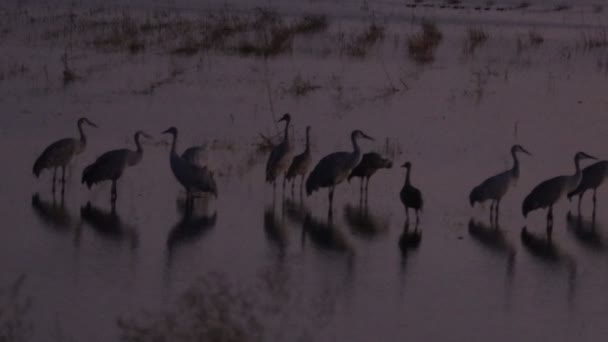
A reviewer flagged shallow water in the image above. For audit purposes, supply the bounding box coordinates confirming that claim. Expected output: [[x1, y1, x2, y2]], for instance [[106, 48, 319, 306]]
[[2, 1, 608, 341]]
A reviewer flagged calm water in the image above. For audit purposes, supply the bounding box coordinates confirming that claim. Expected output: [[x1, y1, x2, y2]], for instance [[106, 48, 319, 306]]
[[2, 1, 608, 341]]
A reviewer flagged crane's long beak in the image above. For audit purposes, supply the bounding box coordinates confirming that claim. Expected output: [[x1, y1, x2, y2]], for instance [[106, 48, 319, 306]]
[[521, 147, 532, 156], [141, 132, 154, 139], [87, 120, 98, 128], [161, 128, 172, 134], [583, 152, 597, 160], [362, 132, 374, 141]]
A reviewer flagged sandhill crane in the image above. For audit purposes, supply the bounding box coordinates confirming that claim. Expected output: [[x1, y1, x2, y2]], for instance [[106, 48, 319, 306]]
[[33, 117, 97, 193], [400, 161, 423, 224], [523, 152, 596, 233], [469, 145, 531, 222], [567, 160, 608, 213], [305, 130, 374, 216], [82, 131, 151, 205], [162, 127, 218, 208], [265, 113, 293, 193], [286, 125, 312, 196], [348, 152, 392, 198], [182, 142, 210, 167]]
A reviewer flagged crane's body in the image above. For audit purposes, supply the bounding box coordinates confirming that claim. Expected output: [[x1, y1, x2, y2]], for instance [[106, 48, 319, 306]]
[[400, 162, 423, 224], [266, 113, 293, 192], [306, 130, 374, 215], [348, 152, 392, 196], [470, 145, 531, 221], [286, 126, 312, 195], [523, 152, 596, 232], [82, 131, 150, 203], [567, 160, 608, 212], [163, 127, 217, 206], [33, 117, 97, 192], [182, 143, 210, 167]]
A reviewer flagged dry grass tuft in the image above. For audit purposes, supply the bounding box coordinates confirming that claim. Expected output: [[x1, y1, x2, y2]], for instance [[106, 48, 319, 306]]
[[465, 27, 488, 55], [342, 21, 386, 58], [407, 20, 442, 64]]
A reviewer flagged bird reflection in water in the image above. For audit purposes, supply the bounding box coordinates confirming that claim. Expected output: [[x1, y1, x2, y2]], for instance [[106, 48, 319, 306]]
[[343, 203, 389, 239], [31, 192, 73, 231], [80, 202, 139, 249], [167, 198, 217, 265], [302, 212, 352, 255], [521, 227, 577, 305], [398, 219, 421, 266], [468, 218, 516, 307], [264, 204, 288, 258], [566, 211, 605, 252]]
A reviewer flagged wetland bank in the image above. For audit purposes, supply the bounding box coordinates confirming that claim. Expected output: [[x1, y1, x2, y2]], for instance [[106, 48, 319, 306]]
[[2, 0, 608, 341]]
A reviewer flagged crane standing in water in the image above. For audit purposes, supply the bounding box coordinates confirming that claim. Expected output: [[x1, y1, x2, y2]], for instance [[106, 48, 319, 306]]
[[348, 152, 393, 199], [306, 130, 374, 216], [82, 131, 152, 205], [400, 162, 423, 225], [567, 160, 608, 214], [286, 125, 312, 197], [33, 117, 98, 193], [469, 145, 531, 223], [265, 113, 293, 195], [162, 127, 217, 208], [523, 151, 596, 234]]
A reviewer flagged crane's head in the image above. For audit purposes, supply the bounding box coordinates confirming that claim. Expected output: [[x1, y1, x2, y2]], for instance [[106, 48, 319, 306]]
[[162, 127, 178, 136], [278, 113, 291, 123], [78, 117, 98, 128], [512, 144, 532, 156], [352, 130, 374, 141], [575, 151, 597, 162], [401, 161, 412, 169]]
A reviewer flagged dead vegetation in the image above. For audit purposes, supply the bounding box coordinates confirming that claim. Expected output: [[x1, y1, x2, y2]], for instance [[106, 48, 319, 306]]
[[282, 73, 321, 97], [580, 30, 608, 50], [117, 273, 263, 342], [341, 20, 386, 58], [407, 21, 443, 64], [464, 27, 488, 55], [0, 275, 33, 342]]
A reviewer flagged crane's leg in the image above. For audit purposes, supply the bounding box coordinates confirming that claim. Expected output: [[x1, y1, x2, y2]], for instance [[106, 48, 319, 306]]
[[405, 207, 410, 224], [52, 168, 57, 193], [61, 166, 66, 184], [546, 206, 553, 237], [577, 193, 583, 214], [328, 187, 335, 219], [495, 199, 501, 226], [365, 177, 370, 200], [415, 209, 420, 227], [359, 178, 364, 197], [111, 180, 117, 203], [282, 176, 286, 195], [291, 178, 295, 197], [299, 175, 304, 199], [593, 189, 597, 213]]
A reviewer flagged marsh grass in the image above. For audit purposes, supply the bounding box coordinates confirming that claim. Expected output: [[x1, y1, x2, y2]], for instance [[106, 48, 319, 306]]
[[117, 273, 263, 342], [342, 20, 386, 58], [283, 73, 321, 97], [407, 21, 442, 64], [464, 27, 488, 55], [581, 30, 608, 50], [0, 275, 33, 342]]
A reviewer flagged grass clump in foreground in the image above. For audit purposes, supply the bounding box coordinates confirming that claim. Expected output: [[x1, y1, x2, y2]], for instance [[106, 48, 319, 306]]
[[342, 20, 386, 58], [464, 27, 488, 55], [117, 273, 263, 342], [407, 20, 443, 64]]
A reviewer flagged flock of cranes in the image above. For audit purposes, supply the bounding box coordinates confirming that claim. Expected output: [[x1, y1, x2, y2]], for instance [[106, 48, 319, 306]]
[[32, 116, 608, 240]]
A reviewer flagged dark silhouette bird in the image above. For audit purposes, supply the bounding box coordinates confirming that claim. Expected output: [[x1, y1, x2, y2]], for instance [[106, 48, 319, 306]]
[[286, 125, 312, 196], [470, 145, 531, 222], [306, 130, 374, 216], [33, 117, 97, 193], [523, 152, 596, 233], [348, 152, 392, 198], [266, 113, 293, 193], [567, 160, 608, 214], [162, 127, 217, 208], [181, 142, 210, 168], [400, 161, 423, 224], [82, 131, 151, 205]]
